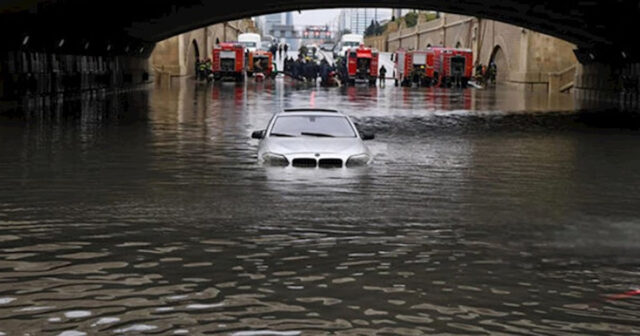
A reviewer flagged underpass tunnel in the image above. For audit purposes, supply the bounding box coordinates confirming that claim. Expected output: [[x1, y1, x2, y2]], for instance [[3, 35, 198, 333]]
[[0, 3, 638, 107]]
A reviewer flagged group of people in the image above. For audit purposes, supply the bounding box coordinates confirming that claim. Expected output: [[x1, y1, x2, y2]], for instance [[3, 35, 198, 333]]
[[195, 58, 212, 81], [268, 43, 289, 60], [283, 57, 338, 86], [474, 62, 497, 85]]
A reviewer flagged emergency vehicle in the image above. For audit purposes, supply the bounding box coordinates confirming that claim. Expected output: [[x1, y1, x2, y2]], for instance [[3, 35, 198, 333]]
[[431, 47, 473, 87], [247, 50, 274, 79], [344, 45, 379, 86], [212, 42, 245, 82], [395, 49, 436, 87]]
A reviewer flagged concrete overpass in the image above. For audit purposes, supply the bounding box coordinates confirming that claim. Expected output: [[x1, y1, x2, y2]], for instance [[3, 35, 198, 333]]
[[0, 1, 638, 107]]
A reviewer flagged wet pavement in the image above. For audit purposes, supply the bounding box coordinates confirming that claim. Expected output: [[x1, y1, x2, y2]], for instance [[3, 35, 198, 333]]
[[1, 80, 640, 335]]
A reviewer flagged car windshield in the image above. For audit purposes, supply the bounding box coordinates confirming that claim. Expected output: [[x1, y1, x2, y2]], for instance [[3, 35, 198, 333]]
[[240, 42, 257, 48], [270, 116, 356, 138], [344, 41, 360, 47]]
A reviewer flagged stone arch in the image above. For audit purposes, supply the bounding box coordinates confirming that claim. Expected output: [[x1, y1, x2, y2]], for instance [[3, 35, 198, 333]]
[[186, 39, 200, 76], [420, 38, 433, 50], [489, 45, 508, 82]]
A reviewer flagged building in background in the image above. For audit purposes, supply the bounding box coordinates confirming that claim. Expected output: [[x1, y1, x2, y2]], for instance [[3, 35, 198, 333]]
[[254, 13, 283, 39], [338, 8, 392, 35], [256, 12, 298, 49], [270, 24, 298, 49], [285, 12, 293, 26]]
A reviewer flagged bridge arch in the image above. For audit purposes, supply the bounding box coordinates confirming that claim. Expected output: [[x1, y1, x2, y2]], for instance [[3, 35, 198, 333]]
[[186, 39, 200, 76], [0, 1, 635, 61], [489, 45, 509, 83]]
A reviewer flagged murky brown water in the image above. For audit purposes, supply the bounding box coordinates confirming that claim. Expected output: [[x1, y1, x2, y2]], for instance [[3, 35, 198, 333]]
[[1, 80, 640, 335]]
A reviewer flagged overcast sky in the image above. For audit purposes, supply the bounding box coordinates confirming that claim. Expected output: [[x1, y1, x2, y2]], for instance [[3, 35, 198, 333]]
[[292, 9, 342, 27]]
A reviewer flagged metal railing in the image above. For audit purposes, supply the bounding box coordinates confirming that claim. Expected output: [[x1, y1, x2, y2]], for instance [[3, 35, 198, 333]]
[[548, 64, 577, 94]]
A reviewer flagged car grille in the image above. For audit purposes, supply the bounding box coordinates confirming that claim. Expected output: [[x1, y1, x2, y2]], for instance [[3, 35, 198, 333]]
[[319, 159, 343, 168], [291, 158, 344, 168], [292, 158, 317, 168]]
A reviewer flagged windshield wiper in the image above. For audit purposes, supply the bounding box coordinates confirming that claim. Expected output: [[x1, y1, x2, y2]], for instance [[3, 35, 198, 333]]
[[270, 133, 296, 137], [301, 132, 335, 137]]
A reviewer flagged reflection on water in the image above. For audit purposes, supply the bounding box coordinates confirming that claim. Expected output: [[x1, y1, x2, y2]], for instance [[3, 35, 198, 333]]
[[0, 80, 639, 335]]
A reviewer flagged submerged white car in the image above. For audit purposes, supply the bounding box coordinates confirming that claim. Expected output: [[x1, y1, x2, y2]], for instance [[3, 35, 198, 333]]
[[251, 108, 374, 168]]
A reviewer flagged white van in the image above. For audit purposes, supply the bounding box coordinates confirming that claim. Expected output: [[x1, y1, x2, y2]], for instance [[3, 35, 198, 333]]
[[339, 34, 364, 55], [238, 33, 261, 52]]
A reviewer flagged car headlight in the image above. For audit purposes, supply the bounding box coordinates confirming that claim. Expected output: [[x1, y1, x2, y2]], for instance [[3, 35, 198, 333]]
[[346, 154, 370, 167], [261, 152, 289, 166]]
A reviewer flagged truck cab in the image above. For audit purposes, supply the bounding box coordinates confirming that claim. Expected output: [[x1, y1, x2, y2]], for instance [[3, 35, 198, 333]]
[[339, 34, 364, 56], [238, 33, 261, 53]]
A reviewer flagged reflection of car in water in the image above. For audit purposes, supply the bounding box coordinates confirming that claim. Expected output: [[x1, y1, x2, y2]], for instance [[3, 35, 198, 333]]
[[251, 108, 374, 168]]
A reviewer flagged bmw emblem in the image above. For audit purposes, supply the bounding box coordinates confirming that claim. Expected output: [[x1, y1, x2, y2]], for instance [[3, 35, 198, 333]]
[[315, 153, 320, 158]]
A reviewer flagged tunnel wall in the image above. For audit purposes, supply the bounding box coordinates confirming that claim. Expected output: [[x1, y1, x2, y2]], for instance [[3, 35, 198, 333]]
[[574, 62, 640, 111], [0, 51, 150, 102]]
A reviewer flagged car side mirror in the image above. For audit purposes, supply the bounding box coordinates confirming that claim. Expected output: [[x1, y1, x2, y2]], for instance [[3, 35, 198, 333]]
[[361, 132, 375, 140], [251, 130, 265, 139]]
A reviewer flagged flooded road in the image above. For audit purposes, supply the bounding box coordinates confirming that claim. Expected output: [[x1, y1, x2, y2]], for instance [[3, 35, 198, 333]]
[[1, 80, 640, 335]]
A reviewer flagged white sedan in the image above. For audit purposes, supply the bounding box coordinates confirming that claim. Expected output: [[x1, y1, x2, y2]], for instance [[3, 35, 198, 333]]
[[251, 109, 374, 168]]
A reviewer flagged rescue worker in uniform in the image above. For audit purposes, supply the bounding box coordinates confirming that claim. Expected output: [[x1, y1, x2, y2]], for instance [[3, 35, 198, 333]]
[[319, 59, 329, 86], [379, 65, 387, 88], [488, 62, 497, 85], [198, 59, 208, 81]]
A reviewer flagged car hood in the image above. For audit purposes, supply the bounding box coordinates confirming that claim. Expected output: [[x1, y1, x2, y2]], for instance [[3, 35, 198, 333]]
[[261, 137, 367, 155]]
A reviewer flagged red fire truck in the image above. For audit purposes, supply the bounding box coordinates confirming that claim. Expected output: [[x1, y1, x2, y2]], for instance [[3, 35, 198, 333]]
[[431, 47, 473, 87], [247, 50, 274, 79], [392, 48, 406, 86], [344, 45, 379, 86], [212, 42, 245, 82], [396, 50, 436, 87]]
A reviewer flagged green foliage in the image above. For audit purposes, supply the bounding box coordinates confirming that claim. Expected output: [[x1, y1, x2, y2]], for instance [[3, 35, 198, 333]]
[[423, 12, 438, 22], [404, 12, 418, 28]]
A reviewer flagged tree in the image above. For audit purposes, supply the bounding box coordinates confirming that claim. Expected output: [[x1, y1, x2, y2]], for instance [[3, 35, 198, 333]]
[[365, 20, 385, 37], [364, 20, 377, 37], [404, 12, 418, 28]]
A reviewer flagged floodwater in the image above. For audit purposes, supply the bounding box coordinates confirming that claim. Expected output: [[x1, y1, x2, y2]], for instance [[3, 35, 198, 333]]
[[1, 79, 639, 335]]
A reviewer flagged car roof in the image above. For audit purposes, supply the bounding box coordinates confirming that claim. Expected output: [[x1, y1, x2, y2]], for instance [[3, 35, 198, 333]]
[[278, 108, 347, 117], [282, 108, 339, 113]]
